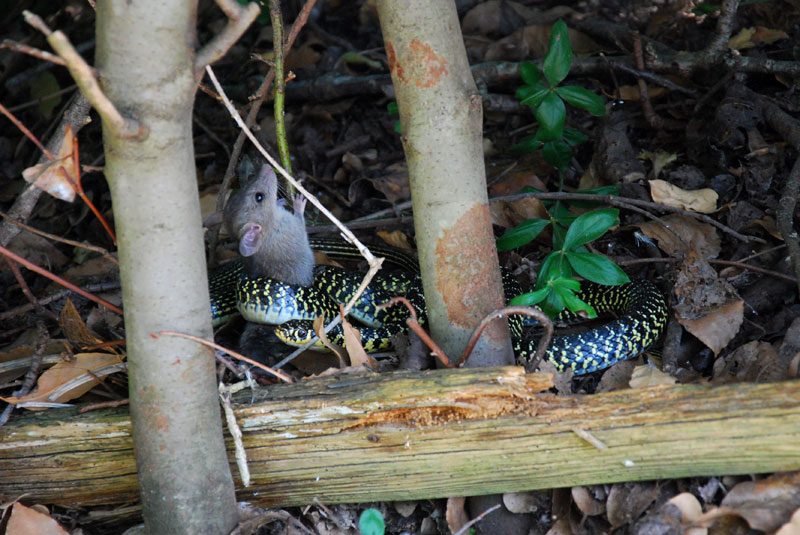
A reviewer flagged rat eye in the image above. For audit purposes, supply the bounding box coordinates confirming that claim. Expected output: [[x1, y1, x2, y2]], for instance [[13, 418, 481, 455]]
[[254, 192, 264, 203]]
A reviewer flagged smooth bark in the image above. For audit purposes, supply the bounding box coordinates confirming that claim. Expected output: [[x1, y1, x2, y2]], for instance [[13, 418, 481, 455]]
[[376, 0, 514, 367], [95, 2, 237, 533]]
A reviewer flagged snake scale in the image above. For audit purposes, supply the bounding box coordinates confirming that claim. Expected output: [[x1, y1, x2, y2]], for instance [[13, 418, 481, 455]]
[[210, 238, 668, 375]]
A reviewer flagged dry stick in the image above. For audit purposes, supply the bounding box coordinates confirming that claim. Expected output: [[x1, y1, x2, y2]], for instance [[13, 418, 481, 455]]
[[205, 65, 386, 364], [0, 101, 55, 159], [618, 256, 796, 284], [3, 256, 58, 322], [209, 0, 319, 263], [156, 330, 294, 384], [0, 39, 66, 65], [456, 306, 554, 370], [377, 296, 452, 368], [0, 282, 121, 323], [0, 323, 47, 427], [23, 11, 143, 140], [0, 244, 123, 315], [633, 33, 682, 131], [193, 0, 261, 75], [492, 191, 765, 244], [452, 504, 502, 535]]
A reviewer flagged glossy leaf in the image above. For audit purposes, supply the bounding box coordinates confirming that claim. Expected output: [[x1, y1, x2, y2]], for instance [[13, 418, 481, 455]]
[[553, 283, 596, 317], [519, 83, 550, 110], [509, 134, 544, 154], [536, 251, 572, 290], [497, 219, 550, 251], [520, 60, 542, 85], [542, 139, 572, 170], [566, 252, 630, 285], [562, 208, 619, 250], [556, 85, 606, 116], [509, 287, 549, 306], [562, 127, 588, 147], [542, 20, 571, 86], [536, 92, 566, 140]]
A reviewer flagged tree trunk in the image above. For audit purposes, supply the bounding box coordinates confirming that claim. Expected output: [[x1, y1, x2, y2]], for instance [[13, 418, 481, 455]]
[[95, 2, 237, 533], [2, 368, 799, 510], [376, 0, 514, 367]]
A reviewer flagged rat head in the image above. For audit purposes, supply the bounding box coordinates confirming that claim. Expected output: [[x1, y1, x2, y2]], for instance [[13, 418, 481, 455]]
[[224, 164, 278, 257]]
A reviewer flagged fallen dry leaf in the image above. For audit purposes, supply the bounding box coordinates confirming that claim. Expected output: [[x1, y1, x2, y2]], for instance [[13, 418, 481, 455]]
[[673, 253, 743, 355], [649, 179, 718, 214], [719, 472, 800, 532], [639, 149, 678, 180], [729, 26, 789, 50], [446, 497, 469, 534], [59, 298, 104, 350], [628, 365, 676, 388], [571, 486, 605, 516], [6, 352, 125, 408], [341, 315, 377, 369], [21, 125, 78, 202], [775, 508, 800, 535], [637, 213, 721, 258], [668, 492, 707, 535], [377, 229, 414, 252], [606, 482, 659, 528], [6, 502, 69, 535], [713, 341, 787, 384]]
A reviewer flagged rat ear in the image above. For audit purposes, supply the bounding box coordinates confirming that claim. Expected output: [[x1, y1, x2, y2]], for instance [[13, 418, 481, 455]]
[[239, 223, 262, 256]]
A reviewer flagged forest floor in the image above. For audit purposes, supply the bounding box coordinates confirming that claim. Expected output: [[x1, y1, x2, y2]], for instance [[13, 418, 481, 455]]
[[2, 0, 800, 534]]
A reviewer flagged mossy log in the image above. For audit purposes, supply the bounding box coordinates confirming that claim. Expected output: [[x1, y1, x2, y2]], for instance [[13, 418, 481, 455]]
[[1, 366, 799, 507]]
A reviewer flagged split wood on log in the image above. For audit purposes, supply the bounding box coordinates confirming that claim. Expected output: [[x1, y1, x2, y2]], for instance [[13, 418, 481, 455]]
[[1, 366, 799, 507]]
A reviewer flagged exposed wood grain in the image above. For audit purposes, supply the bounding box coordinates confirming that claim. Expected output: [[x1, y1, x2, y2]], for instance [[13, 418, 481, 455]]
[[1, 367, 798, 507]]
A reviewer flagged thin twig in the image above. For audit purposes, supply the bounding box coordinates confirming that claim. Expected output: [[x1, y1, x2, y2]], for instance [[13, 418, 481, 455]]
[[452, 504, 502, 535], [22, 10, 144, 139], [156, 330, 294, 383], [379, 296, 452, 368], [3, 256, 58, 321], [492, 191, 766, 244], [0, 243, 123, 315], [456, 306, 554, 369], [0, 282, 121, 323], [194, 0, 260, 75]]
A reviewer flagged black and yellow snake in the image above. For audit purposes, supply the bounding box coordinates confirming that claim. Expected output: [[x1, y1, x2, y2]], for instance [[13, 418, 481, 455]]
[[210, 238, 668, 375]]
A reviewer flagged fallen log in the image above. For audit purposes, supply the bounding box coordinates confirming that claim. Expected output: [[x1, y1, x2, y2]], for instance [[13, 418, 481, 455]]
[[1, 366, 799, 507]]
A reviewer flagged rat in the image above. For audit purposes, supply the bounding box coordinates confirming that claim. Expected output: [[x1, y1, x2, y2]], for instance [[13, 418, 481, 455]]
[[223, 164, 315, 286]]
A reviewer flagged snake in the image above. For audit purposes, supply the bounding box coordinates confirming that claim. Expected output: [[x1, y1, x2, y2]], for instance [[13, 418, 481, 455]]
[[209, 238, 668, 375]]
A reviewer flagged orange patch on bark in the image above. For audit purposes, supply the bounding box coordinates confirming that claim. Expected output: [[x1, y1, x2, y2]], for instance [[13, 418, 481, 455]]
[[434, 204, 506, 328], [386, 39, 448, 88]]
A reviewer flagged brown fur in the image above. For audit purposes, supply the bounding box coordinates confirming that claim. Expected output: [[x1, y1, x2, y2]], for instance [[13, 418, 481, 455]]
[[223, 165, 314, 286]]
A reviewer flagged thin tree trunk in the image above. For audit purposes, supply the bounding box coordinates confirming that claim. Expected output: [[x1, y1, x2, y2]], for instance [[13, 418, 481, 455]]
[[95, 2, 237, 533], [376, 0, 514, 367]]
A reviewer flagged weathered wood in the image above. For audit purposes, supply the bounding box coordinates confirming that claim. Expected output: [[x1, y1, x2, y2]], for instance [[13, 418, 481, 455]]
[[1, 367, 799, 507]]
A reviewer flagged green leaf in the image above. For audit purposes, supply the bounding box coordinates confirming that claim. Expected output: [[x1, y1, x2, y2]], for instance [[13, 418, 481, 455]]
[[535, 92, 566, 140], [387, 101, 399, 115], [509, 134, 544, 154], [497, 219, 550, 251], [566, 251, 630, 285], [576, 185, 620, 196], [518, 83, 550, 110], [542, 140, 572, 170], [562, 208, 619, 250], [519, 61, 542, 85], [562, 127, 588, 147], [556, 85, 606, 116], [359, 509, 385, 535], [394, 120, 402, 134], [553, 283, 596, 317], [536, 251, 572, 290], [509, 287, 550, 306], [542, 20, 572, 86]]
